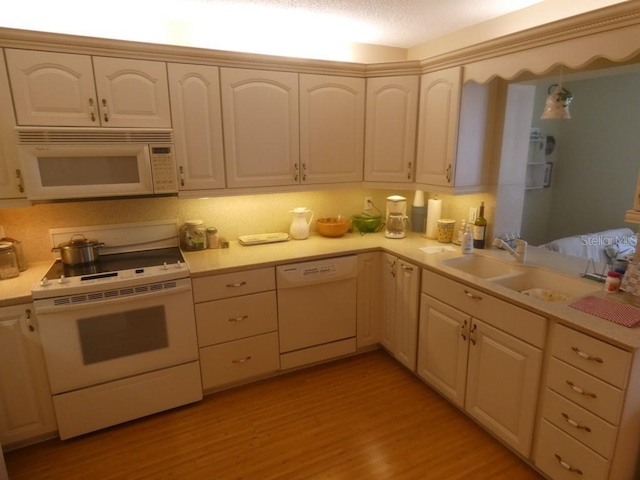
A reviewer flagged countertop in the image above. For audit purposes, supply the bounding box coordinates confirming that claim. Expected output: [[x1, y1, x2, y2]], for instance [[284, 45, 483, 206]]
[[4, 232, 640, 350]]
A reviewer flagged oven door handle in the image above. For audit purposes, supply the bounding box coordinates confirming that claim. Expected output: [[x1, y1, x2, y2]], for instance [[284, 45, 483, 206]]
[[35, 283, 192, 314]]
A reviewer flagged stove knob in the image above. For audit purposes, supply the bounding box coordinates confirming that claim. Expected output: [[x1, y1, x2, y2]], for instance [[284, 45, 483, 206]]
[[40, 278, 50, 287], [58, 275, 68, 284], [176, 261, 183, 269], [162, 262, 168, 270]]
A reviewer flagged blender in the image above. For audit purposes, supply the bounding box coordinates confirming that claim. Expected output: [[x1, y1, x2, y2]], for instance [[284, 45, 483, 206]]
[[385, 195, 408, 239]]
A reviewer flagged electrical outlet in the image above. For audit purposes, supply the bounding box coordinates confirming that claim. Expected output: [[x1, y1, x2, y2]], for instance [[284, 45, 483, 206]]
[[364, 197, 373, 210]]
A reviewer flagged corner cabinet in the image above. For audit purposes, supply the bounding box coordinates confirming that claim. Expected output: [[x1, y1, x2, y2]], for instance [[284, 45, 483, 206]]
[[0, 304, 57, 447], [356, 252, 383, 348], [418, 269, 545, 458], [415, 66, 490, 193], [299, 74, 365, 184], [381, 254, 420, 370], [168, 63, 226, 191], [5, 49, 171, 128], [364, 76, 419, 184]]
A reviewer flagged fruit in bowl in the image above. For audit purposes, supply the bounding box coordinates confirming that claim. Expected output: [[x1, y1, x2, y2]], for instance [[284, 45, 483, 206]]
[[316, 217, 351, 237]]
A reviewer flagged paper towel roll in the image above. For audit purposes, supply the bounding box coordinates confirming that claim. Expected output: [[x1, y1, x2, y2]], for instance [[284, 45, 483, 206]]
[[426, 198, 442, 239]]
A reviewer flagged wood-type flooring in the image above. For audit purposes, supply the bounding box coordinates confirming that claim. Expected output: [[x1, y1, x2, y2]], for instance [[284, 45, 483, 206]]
[[5, 349, 543, 479]]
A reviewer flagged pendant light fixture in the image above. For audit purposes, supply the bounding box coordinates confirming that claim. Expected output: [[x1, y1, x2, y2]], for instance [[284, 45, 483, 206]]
[[540, 66, 573, 119]]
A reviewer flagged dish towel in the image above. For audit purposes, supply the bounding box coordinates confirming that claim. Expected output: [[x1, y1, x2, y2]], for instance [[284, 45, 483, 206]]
[[569, 296, 640, 328]]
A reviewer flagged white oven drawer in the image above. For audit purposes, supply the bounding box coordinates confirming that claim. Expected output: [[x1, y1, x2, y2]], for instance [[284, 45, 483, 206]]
[[535, 419, 609, 480], [192, 267, 275, 303], [550, 324, 631, 389], [195, 291, 278, 347], [200, 332, 280, 390], [546, 357, 624, 425], [542, 388, 617, 459]]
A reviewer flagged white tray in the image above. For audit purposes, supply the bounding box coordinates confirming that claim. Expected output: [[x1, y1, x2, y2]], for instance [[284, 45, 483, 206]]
[[239, 232, 290, 246]]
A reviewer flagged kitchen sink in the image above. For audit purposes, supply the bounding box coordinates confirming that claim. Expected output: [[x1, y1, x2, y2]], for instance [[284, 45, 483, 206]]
[[442, 255, 522, 279]]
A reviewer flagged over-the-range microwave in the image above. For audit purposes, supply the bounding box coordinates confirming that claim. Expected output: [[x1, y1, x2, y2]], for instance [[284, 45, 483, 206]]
[[16, 127, 178, 201]]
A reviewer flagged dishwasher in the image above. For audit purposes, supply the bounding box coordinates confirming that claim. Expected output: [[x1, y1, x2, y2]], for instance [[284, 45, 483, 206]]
[[277, 255, 358, 369]]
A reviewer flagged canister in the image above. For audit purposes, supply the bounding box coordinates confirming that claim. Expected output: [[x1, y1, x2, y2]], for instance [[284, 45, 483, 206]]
[[436, 219, 456, 243], [0, 242, 19, 279], [180, 220, 207, 251]]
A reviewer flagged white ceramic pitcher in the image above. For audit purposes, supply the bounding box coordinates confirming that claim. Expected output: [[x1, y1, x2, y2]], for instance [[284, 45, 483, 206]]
[[289, 207, 314, 240]]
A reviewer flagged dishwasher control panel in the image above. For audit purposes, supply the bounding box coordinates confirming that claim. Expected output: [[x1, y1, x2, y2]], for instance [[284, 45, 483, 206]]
[[276, 255, 357, 287]]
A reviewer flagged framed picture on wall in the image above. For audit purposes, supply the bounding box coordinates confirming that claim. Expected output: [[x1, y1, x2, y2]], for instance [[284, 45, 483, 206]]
[[543, 162, 553, 187]]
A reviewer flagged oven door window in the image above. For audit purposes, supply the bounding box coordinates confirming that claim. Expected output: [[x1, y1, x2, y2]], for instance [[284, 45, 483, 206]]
[[77, 305, 169, 365]]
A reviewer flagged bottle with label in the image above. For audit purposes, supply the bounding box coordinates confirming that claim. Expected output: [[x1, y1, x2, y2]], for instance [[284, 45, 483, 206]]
[[461, 224, 474, 254], [473, 202, 487, 249]]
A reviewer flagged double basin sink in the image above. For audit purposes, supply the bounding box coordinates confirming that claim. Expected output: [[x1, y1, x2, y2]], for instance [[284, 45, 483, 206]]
[[442, 254, 600, 303]]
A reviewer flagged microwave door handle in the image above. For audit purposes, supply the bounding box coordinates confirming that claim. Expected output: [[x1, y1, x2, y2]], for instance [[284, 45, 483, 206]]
[[35, 282, 192, 315]]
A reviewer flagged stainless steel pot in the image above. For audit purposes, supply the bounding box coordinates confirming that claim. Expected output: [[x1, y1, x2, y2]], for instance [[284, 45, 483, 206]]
[[52, 234, 105, 265]]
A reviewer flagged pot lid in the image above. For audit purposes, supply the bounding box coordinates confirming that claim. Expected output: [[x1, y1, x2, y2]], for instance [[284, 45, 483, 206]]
[[59, 234, 100, 248]]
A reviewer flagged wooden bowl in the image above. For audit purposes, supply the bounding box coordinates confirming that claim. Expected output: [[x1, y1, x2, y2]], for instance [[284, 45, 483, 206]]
[[316, 217, 350, 237]]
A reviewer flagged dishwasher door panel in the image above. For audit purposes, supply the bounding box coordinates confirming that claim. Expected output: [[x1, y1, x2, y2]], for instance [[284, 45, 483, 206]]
[[277, 277, 357, 353]]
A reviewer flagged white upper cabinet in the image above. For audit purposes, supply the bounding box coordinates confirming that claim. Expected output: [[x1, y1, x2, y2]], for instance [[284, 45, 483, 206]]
[[5, 49, 171, 128], [415, 66, 490, 193], [168, 63, 225, 191], [0, 49, 26, 200], [299, 74, 365, 184], [220, 68, 299, 188], [364, 76, 419, 184]]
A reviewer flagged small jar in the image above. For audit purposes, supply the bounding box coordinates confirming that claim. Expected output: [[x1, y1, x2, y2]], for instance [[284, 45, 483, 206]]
[[0, 242, 19, 280], [206, 227, 219, 249], [180, 220, 207, 251], [604, 271, 621, 293]]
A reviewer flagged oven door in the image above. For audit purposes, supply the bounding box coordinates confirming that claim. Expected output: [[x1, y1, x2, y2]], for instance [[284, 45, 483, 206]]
[[20, 143, 154, 200], [35, 278, 198, 394]]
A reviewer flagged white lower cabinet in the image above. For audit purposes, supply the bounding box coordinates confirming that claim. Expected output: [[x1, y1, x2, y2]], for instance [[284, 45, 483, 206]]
[[193, 268, 280, 391], [0, 304, 57, 447], [356, 252, 382, 348], [418, 269, 545, 458], [381, 254, 420, 370]]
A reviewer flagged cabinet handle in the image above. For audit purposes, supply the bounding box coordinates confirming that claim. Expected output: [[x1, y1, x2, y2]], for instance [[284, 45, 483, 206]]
[[446, 164, 452, 183], [463, 289, 482, 300], [400, 264, 414, 272], [26, 308, 35, 332], [566, 380, 597, 398], [228, 315, 249, 323], [88, 98, 96, 122], [226, 281, 247, 288], [179, 166, 185, 186], [554, 454, 583, 475], [469, 323, 477, 345], [461, 319, 468, 341], [561, 412, 592, 432], [571, 346, 603, 363], [407, 162, 412, 180], [232, 356, 252, 364], [101, 98, 109, 122], [15, 169, 24, 193]]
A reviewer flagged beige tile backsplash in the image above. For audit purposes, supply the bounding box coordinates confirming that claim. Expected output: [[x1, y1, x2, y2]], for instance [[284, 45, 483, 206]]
[[0, 188, 493, 265]]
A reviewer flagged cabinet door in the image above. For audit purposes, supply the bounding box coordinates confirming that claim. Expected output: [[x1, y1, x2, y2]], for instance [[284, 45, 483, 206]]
[[0, 50, 26, 199], [221, 68, 299, 188], [380, 253, 397, 352], [364, 76, 419, 183], [5, 49, 98, 127], [417, 295, 470, 408], [356, 252, 382, 348], [465, 319, 542, 457], [168, 63, 225, 191], [0, 304, 57, 446], [93, 57, 171, 128], [394, 259, 420, 371], [300, 74, 364, 184], [415, 66, 462, 187]]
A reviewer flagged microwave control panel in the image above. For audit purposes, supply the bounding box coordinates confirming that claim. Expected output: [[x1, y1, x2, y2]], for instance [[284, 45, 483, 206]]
[[150, 144, 178, 193]]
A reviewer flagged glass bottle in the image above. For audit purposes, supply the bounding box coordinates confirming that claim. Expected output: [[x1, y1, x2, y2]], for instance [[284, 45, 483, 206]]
[[473, 202, 487, 249]]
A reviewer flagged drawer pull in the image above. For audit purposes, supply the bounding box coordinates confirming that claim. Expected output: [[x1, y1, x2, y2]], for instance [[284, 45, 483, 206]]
[[232, 356, 252, 364], [571, 346, 603, 364], [228, 315, 249, 322], [401, 264, 414, 272], [463, 290, 482, 300], [561, 412, 592, 432], [554, 454, 583, 475], [566, 380, 597, 398], [226, 281, 247, 288]]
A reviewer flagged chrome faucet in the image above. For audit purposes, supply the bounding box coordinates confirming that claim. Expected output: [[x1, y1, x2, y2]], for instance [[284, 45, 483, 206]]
[[493, 237, 528, 264]]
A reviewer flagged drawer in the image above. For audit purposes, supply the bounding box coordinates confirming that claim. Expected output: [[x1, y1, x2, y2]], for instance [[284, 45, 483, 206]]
[[195, 291, 278, 347], [542, 388, 618, 459], [200, 332, 280, 390], [192, 267, 275, 302], [421, 269, 547, 348], [535, 419, 609, 480], [551, 323, 631, 389], [546, 357, 624, 425]]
